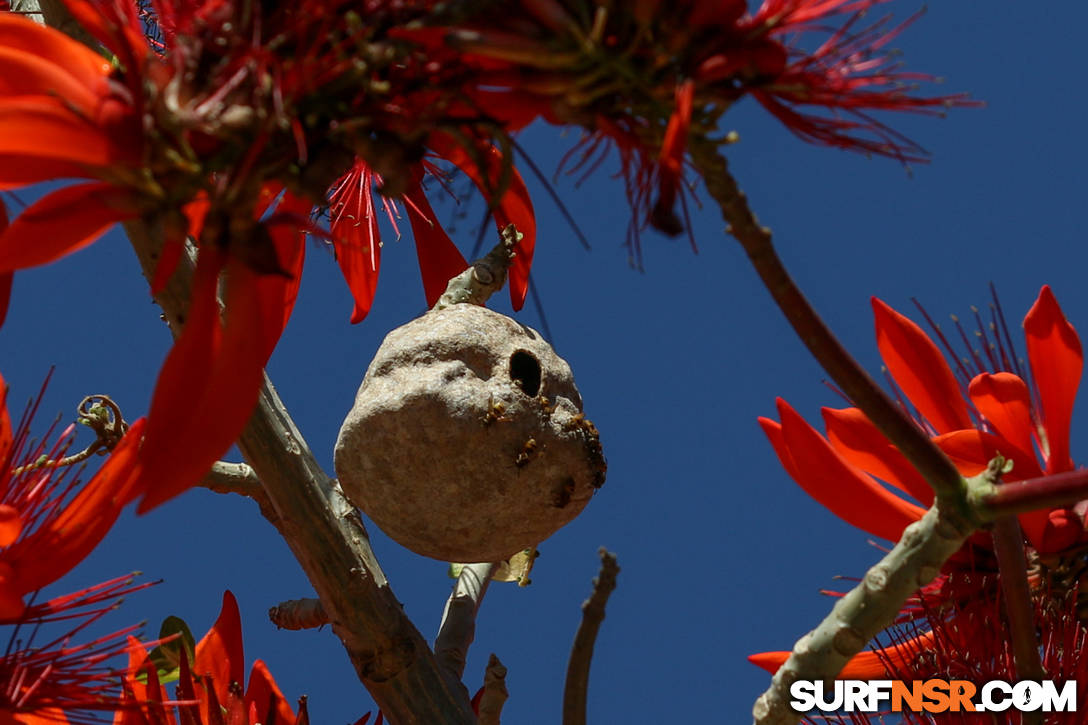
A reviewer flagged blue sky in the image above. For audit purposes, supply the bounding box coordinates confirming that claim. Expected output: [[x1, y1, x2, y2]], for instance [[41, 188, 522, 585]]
[[2, 3, 1086, 723]]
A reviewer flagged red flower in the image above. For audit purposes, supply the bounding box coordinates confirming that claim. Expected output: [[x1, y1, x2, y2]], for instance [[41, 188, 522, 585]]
[[751, 286, 1087, 683], [410, 0, 970, 245], [0, 573, 153, 724], [0, 2, 541, 512], [329, 146, 536, 321], [117, 592, 331, 725], [0, 371, 145, 618], [760, 286, 1083, 554]]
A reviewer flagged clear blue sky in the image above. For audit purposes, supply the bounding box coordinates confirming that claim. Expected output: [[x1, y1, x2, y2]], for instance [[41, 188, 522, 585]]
[[2, 3, 1085, 722]]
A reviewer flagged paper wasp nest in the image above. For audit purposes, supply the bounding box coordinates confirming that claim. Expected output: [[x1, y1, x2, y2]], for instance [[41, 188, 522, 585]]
[[334, 304, 606, 562]]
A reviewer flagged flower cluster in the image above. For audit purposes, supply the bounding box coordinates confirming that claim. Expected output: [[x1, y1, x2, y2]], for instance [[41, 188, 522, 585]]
[[0, 0, 964, 512], [117, 592, 319, 725], [0, 357, 148, 722], [0, 0, 537, 511], [407, 0, 972, 259], [750, 286, 1088, 700]]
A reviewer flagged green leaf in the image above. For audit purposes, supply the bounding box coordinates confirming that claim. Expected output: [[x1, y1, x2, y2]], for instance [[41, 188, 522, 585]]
[[139, 615, 197, 685]]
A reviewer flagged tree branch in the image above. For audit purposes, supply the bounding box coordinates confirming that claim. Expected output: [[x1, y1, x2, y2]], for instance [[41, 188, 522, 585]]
[[563, 548, 619, 725], [689, 138, 965, 506]]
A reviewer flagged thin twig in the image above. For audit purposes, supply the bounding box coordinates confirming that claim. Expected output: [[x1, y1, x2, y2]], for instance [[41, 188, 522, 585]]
[[563, 548, 619, 725], [435, 562, 496, 691], [689, 137, 965, 507], [477, 653, 509, 725]]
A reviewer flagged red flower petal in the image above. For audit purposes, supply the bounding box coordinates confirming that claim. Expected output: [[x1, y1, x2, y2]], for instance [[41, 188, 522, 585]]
[[650, 79, 693, 235], [0, 45, 105, 114], [0, 200, 8, 328], [0, 505, 20, 547], [932, 429, 1043, 480], [1038, 508, 1081, 555], [0, 370, 10, 462], [0, 155, 97, 190], [335, 225, 381, 324], [0, 182, 139, 273], [404, 174, 468, 307], [748, 630, 937, 679], [329, 163, 383, 323], [245, 660, 295, 725], [0, 98, 134, 169], [821, 406, 933, 506], [429, 133, 536, 310], [1023, 285, 1082, 474], [967, 373, 1036, 464], [195, 591, 246, 718], [747, 650, 789, 675], [872, 297, 972, 434], [764, 399, 925, 541], [136, 252, 272, 513], [261, 191, 311, 339], [0, 12, 112, 89]]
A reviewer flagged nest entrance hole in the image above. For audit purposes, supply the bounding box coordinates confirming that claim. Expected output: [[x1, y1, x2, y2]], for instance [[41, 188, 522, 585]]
[[510, 349, 542, 397]]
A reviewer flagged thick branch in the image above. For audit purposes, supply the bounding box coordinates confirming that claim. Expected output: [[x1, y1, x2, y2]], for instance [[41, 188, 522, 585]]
[[689, 138, 964, 505], [123, 220, 475, 724], [563, 548, 619, 725]]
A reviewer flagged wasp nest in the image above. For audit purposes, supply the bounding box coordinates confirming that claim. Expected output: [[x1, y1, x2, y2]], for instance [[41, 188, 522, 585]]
[[334, 304, 606, 562]]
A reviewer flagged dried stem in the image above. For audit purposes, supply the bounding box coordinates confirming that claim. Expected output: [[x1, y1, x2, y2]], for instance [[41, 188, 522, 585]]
[[477, 653, 509, 725], [689, 138, 965, 506], [435, 562, 496, 691], [563, 548, 619, 725]]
